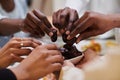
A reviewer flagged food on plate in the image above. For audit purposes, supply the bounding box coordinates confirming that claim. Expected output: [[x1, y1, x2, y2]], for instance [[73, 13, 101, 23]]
[[105, 40, 117, 47], [59, 44, 82, 59], [81, 40, 101, 53]]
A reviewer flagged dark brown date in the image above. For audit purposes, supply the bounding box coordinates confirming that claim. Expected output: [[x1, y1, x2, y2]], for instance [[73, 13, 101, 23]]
[[60, 44, 82, 59]]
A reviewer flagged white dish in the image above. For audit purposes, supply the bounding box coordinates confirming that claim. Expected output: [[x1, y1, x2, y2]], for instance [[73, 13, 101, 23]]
[[69, 53, 84, 64]]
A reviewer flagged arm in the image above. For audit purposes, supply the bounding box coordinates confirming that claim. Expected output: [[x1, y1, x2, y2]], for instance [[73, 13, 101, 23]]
[[0, 18, 23, 36], [10, 44, 63, 80], [67, 12, 120, 43], [0, 9, 55, 41]]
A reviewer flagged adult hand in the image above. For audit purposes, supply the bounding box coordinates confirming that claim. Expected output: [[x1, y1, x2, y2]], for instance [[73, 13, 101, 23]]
[[0, 37, 41, 68], [67, 11, 119, 43], [52, 7, 79, 42], [21, 9, 57, 41], [11, 44, 64, 80]]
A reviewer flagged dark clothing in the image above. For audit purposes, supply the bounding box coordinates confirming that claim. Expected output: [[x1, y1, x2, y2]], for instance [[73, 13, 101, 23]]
[[0, 69, 17, 80]]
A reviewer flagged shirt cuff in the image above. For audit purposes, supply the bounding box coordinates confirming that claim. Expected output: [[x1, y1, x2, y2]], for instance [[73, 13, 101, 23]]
[[0, 68, 17, 80]]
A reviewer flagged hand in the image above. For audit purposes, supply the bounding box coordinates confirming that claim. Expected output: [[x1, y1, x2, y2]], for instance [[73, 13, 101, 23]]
[[21, 9, 57, 41], [0, 37, 41, 68], [52, 7, 79, 42], [76, 49, 98, 68], [67, 11, 119, 43], [11, 44, 64, 80]]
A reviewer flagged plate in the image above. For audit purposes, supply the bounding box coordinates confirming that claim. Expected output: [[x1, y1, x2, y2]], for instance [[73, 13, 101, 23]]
[[69, 53, 84, 64]]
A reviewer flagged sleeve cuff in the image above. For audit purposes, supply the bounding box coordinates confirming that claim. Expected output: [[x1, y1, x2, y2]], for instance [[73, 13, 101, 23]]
[[0, 68, 17, 80]]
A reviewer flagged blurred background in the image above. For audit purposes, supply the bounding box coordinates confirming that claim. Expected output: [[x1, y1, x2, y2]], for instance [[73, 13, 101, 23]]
[[29, 0, 66, 16]]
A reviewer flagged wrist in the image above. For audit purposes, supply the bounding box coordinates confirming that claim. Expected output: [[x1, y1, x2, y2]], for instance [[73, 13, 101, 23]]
[[10, 67, 30, 80], [107, 14, 120, 28], [17, 19, 25, 31]]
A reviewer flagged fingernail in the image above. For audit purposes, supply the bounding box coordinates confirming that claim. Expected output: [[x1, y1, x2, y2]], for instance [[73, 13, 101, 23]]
[[49, 32, 53, 37], [66, 31, 70, 35]]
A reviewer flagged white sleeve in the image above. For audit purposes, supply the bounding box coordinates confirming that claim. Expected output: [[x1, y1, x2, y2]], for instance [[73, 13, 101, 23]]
[[65, 0, 90, 16], [0, 14, 7, 20]]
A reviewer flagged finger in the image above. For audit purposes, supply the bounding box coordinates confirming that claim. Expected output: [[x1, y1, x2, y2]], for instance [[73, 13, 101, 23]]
[[67, 17, 94, 40], [24, 23, 40, 36], [48, 55, 64, 64], [33, 9, 52, 29], [24, 17, 45, 36], [51, 63, 62, 71], [74, 11, 90, 27], [59, 8, 69, 29], [21, 38, 42, 45], [10, 54, 24, 62], [22, 41, 40, 48], [66, 11, 90, 40], [32, 10, 53, 36], [48, 50, 61, 56], [66, 9, 79, 34], [76, 30, 97, 43], [9, 39, 40, 48], [12, 41, 39, 48], [9, 48, 31, 56], [44, 44, 58, 50], [52, 12, 59, 28], [52, 10, 63, 29], [27, 12, 45, 36]]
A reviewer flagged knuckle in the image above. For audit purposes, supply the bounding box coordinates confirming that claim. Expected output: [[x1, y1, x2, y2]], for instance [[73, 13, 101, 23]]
[[85, 11, 91, 15], [26, 12, 32, 18], [36, 46, 44, 50], [9, 41, 16, 47], [8, 48, 14, 53], [89, 14, 95, 19], [40, 51, 49, 57]]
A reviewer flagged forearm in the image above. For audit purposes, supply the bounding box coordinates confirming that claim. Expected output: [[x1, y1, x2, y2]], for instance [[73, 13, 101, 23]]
[[0, 18, 24, 36], [107, 14, 120, 28]]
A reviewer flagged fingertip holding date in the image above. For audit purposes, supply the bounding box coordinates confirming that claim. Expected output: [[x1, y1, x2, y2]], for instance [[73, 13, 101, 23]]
[[51, 29, 57, 42]]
